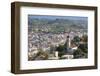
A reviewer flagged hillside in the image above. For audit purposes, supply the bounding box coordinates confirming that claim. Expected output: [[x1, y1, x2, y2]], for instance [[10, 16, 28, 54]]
[[28, 15, 88, 33]]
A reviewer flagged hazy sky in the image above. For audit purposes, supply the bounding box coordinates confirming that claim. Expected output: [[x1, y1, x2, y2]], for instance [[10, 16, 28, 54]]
[[28, 15, 88, 21]]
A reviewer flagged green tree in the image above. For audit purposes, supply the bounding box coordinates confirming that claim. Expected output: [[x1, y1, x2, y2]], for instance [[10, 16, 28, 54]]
[[56, 45, 65, 52], [73, 48, 87, 58], [56, 45, 66, 57], [82, 35, 88, 42], [78, 43, 88, 53], [73, 36, 80, 43]]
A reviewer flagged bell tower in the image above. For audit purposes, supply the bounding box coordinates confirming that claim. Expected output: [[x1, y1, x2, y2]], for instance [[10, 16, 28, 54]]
[[66, 35, 71, 49]]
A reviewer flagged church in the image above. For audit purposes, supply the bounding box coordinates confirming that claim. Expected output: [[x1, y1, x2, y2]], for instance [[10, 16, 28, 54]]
[[61, 35, 78, 59]]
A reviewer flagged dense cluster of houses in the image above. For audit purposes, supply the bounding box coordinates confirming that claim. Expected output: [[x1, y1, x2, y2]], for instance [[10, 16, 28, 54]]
[[28, 28, 87, 60]]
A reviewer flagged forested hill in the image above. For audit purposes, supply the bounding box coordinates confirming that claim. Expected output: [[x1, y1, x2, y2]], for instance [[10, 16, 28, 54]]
[[28, 15, 88, 32]]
